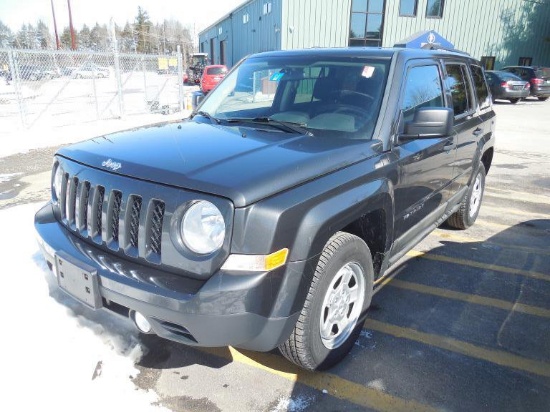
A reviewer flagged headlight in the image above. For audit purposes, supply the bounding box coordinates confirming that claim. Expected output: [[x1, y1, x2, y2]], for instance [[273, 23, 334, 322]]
[[52, 164, 64, 201], [181, 200, 225, 254]]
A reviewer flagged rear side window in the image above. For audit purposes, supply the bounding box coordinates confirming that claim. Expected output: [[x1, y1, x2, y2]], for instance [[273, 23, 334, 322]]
[[535, 68, 550, 78], [470, 65, 490, 108], [445, 64, 473, 116], [207, 67, 226, 75], [401, 64, 444, 123]]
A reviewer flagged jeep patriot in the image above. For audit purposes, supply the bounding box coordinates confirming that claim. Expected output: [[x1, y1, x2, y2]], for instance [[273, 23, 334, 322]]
[[35, 47, 495, 370]]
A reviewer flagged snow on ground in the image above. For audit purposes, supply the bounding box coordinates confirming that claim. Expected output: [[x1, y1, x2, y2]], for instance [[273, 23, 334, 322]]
[[1, 203, 168, 411], [0, 110, 191, 158]]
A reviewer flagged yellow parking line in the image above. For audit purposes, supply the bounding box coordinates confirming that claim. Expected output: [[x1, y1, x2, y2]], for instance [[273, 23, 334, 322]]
[[481, 204, 549, 220], [407, 250, 550, 282], [387, 279, 550, 319], [364, 319, 550, 378], [432, 230, 550, 257], [200, 347, 437, 412]]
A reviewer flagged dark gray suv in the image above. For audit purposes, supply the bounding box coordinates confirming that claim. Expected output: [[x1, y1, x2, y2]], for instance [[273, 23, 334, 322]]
[[35, 47, 495, 370], [501, 66, 550, 101]]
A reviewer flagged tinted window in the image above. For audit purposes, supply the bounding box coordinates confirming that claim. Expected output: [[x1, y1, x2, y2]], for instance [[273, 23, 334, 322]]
[[400, 0, 417, 16], [500, 73, 522, 81], [470, 65, 490, 108], [402, 65, 444, 123], [446, 64, 473, 116], [535, 68, 550, 78], [207, 67, 227, 75]]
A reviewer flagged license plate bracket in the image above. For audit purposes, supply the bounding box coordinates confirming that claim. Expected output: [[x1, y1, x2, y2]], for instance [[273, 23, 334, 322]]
[[55, 252, 102, 309]]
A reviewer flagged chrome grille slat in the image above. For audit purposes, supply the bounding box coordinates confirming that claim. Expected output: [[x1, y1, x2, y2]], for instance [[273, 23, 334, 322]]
[[66, 176, 78, 228], [58, 171, 165, 262]]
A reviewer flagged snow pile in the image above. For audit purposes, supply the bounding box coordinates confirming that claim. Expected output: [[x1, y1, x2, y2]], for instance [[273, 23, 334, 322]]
[[1, 203, 167, 411]]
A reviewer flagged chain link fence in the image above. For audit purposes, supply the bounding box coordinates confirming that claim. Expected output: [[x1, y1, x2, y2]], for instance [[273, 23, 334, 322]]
[[0, 48, 191, 131]]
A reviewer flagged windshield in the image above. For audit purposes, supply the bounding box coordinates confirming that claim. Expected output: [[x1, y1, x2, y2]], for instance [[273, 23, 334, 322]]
[[207, 67, 227, 75], [199, 54, 390, 139]]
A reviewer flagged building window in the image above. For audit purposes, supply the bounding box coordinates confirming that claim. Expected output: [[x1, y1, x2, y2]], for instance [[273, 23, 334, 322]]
[[243, 13, 249, 24], [426, 0, 444, 18], [399, 0, 417, 17], [263, 2, 272, 15], [518, 57, 533, 66], [349, 0, 385, 47], [480, 56, 495, 70], [218, 27, 222, 35]]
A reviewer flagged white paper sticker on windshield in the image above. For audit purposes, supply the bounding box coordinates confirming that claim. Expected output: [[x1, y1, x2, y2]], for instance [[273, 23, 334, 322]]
[[362, 66, 375, 78]]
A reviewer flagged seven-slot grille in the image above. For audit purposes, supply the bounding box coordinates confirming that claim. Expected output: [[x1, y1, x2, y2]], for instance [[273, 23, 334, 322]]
[[59, 172, 165, 262]]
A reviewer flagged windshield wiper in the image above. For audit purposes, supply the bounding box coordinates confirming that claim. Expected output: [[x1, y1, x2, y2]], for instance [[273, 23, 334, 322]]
[[191, 110, 220, 124], [224, 117, 311, 135]]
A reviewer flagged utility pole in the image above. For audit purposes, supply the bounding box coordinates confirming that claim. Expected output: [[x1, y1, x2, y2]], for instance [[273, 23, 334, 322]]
[[67, 0, 76, 50], [50, 0, 61, 49]]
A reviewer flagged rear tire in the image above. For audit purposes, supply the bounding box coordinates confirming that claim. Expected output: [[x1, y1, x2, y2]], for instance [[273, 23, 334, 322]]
[[447, 165, 486, 229], [509, 98, 519, 104], [279, 232, 374, 371], [538, 97, 549, 102]]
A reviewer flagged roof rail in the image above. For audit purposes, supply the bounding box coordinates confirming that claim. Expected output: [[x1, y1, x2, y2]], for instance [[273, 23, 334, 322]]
[[421, 43, 470, 56]]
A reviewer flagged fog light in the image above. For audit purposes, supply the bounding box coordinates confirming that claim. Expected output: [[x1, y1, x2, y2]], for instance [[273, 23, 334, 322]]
[[133, 311, 152, 333]]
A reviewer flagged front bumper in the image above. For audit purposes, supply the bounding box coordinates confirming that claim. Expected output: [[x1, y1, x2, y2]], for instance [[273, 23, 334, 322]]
[[35, 202, 303, 351]]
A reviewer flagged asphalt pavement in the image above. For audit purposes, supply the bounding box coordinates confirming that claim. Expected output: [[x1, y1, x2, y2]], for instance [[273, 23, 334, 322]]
[[1, 98, 549, 411]]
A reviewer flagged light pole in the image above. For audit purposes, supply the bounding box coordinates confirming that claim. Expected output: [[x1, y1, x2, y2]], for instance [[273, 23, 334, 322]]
[[50, 0, 61, 49]]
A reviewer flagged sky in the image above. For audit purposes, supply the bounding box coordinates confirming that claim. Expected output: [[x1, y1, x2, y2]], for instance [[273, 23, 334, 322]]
[[1, 0, 245, 33]]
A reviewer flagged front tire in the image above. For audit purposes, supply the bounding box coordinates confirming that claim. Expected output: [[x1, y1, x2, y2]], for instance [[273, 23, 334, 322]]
[[509, 98, 519, 104], [447, 165, 486, 229], [538, 97, 549, 102], [279, 232, 374, 370]]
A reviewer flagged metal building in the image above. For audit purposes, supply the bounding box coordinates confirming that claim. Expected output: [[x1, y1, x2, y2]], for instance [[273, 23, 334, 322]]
[[198, 0, 550, 69]]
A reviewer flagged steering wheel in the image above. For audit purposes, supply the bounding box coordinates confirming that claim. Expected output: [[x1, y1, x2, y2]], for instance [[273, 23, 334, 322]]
[[333, 104, 369, 118]]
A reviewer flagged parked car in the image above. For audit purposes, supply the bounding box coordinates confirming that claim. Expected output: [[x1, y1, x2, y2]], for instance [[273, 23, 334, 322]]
[[501, 66, 550, 101], [73, 63, 110, 79], [485, 70, 530, 103], [200, 64, 228, 93], [43, 67, 62, 79], [19, 65, 47, 81], [35, 46, 495, 371]]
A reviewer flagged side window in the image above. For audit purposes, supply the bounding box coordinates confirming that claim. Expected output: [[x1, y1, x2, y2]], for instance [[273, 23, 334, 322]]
[[470, 65, 490, 109], [401, 64, 444, 123], [445, 64, 473, 117]]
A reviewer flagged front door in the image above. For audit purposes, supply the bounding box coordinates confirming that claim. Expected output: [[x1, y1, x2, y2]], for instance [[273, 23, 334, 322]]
[[393, 62, 455, 243]]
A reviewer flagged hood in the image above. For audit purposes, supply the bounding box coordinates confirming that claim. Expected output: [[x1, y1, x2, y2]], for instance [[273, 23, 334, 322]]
[[57, 120, 378, 207]]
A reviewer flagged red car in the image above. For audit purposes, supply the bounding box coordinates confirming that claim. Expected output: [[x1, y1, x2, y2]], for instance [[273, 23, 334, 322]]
[[201, 65, 228, 93]]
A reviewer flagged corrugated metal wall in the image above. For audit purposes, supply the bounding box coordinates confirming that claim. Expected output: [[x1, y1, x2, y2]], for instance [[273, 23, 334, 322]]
[[281, 0, 352, 49], [198, 0, 283, 67], [199, 0, 550, 68], [383, 0, 550, 67]]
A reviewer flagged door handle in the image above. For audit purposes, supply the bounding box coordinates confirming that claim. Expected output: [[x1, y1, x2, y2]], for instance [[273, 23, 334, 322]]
[[473, 128, 483, 136]]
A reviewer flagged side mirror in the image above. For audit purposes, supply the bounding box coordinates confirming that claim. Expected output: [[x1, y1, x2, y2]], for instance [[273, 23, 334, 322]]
[[401, 107, 454, 140]]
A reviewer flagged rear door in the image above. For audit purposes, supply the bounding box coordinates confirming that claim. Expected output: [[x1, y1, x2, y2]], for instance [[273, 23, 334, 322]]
[[443, 61, 483, 191]]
